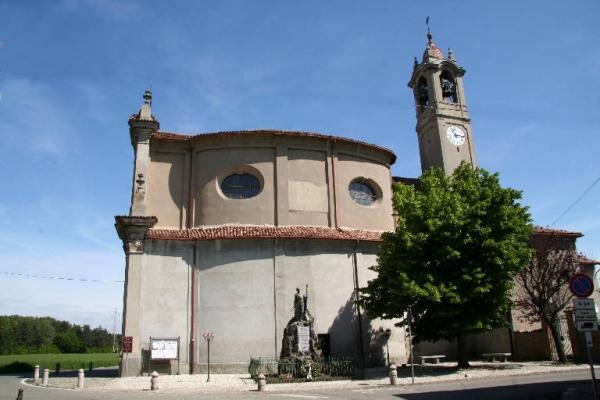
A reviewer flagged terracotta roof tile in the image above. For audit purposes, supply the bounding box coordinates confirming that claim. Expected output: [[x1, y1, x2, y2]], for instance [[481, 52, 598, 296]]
[[146, 225, 383, 242], [152, 129, 396, 164], [578, 256, 600, 265], [393, 176, 419, 186], [532, 226, 583, 238]]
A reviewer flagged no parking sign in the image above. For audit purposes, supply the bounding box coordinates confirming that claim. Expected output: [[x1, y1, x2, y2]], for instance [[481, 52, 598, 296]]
[[569, 273, 594, 298]]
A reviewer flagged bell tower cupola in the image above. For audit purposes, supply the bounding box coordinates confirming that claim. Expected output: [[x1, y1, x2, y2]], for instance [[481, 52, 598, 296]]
[[408, 31, 476, 175]]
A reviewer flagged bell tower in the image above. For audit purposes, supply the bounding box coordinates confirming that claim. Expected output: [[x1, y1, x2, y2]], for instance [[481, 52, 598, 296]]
[[408, 31, 476, 175]]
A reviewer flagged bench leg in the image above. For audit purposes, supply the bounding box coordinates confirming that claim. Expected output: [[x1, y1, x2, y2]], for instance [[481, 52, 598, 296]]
[[421, 359, 425, 365], [435, 358, 440, 364]]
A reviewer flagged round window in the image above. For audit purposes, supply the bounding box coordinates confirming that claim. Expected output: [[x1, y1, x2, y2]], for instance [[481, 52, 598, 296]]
[[349, 180, 377, 206], [221, 173, 262, 199]]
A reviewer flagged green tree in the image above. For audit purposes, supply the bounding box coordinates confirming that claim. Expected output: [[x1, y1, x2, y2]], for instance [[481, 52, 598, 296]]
[[53, 331, 84, 353], [361, 164, 532, 368]]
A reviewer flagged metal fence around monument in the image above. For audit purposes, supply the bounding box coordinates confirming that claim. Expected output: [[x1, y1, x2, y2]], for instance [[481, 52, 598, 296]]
[[248, 356, 354, 383]]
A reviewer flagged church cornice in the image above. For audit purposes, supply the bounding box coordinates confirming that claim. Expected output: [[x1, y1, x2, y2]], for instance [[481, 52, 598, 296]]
[[146, 225, 385, 243], [152, 129, 397, 165]]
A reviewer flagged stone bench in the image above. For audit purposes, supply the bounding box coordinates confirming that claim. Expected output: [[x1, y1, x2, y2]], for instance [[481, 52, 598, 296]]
[[420, 355, 446, 365], [482, 352, 511, 362]]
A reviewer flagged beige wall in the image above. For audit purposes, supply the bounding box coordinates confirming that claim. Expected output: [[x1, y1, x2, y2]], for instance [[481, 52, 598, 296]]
[[144, 133, 395, 232], [335, 153, 395, 232], [287, 149, 329, 226], [123, 238, 407, 374], [194, 147, 276, 226], [147, 150, 187, 228]]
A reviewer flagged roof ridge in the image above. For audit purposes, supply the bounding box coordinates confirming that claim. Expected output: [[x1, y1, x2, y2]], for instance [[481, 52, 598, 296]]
[[153, 129, 396, 163]]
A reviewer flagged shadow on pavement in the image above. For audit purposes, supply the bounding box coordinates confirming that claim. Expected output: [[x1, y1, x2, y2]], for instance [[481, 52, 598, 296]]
[[365, 363, 525, 381], [393, 379, 594, 400], [12, 367, 119, 380]]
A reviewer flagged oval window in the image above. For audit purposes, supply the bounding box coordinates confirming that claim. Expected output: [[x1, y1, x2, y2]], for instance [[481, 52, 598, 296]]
[[221, 173, 262, 199], [349, 180, 376, 206]]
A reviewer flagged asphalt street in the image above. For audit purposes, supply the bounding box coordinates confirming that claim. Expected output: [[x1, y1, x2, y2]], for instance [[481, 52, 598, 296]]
[[1, 369, 597, 400]]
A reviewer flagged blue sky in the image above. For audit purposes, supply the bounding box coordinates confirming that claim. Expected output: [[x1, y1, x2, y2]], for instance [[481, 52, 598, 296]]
[[0, 1, 599, 330]]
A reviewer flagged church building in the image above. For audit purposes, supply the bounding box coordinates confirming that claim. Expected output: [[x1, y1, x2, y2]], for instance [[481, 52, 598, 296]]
[[115, 32, 592, 376]]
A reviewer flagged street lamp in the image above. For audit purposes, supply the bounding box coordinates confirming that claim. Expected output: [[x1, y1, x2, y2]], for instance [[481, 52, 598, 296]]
[[202, 332, 215, 382]]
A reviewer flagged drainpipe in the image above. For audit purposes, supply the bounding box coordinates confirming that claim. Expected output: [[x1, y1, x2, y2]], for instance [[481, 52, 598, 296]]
[[190, 243, 197, 374], [187, 146, 197, 374], [352, 240, 366, 374]]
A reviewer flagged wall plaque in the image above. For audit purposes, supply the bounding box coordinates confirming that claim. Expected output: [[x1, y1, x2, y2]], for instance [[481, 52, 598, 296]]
[[122, 336, 133, 353], [150, 338, 179, 360], [297, 326, 310, 353]]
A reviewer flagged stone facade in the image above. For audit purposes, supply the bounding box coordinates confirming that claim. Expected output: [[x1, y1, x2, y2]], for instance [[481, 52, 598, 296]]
[[116, 35, 598, 376], [117, 92, 405, 375], [407, 32, 477, 175]]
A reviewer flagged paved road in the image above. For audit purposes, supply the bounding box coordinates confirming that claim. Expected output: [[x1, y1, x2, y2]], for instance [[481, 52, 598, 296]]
[[1, 370, 596, 400]]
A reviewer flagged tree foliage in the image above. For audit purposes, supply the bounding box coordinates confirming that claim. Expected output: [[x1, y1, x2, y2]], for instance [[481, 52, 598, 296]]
[[361, 164, 532, 366], [0, 315, 118, 355]]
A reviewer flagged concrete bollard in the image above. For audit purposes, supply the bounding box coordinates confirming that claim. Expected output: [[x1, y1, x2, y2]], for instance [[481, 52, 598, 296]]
[[257, 373, 266, 392], [389, 363, 398, 385], [150, 371, 159, 391], [33, 365, 39, 385], [16, 388, 23, 400], [77, 369, 85, 389], [42, 369, 49, 386]]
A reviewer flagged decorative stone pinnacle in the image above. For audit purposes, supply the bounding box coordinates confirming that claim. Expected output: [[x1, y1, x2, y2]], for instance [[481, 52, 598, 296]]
[[129, 89, 159, 127], [448, 48, 455, 61]]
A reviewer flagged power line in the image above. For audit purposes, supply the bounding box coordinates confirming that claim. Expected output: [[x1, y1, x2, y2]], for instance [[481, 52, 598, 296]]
[[0, 271, 124, 283], [551, 174, 600, 227]]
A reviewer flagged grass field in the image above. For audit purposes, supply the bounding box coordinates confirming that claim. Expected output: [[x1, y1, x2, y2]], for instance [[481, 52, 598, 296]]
[[0, 353, 119, 374]]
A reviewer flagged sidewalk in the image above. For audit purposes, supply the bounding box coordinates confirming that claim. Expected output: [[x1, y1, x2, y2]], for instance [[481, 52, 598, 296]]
[[22, 361, 595, 394]]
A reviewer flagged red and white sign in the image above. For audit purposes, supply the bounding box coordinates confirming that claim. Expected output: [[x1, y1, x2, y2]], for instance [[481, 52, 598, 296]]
[[122, 336, 133, 353]]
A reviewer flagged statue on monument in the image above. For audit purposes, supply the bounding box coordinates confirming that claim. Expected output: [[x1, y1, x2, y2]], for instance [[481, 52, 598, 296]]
[[280, 285, 322, 360]]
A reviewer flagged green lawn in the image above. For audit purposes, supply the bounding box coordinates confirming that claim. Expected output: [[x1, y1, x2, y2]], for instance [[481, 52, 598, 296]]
[[0, 353, 119, 374]]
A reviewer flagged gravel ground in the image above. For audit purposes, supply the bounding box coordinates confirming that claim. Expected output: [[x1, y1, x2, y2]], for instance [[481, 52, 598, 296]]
[[22, 362, 594, 394]]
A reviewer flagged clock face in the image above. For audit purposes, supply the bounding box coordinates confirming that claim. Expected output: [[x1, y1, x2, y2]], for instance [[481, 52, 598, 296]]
[[446, 125, 466, 146]]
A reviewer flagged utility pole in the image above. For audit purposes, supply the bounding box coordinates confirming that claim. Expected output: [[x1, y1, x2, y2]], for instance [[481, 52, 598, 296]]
[[112, 309, 117, 352]]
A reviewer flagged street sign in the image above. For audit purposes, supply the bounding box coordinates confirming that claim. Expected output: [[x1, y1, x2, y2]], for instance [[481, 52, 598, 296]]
[[574, 298, 596, 309], [577, 321, 598, 332], [574, 298, 598, 332], [576, 310, 598, 321], [569, 273, 594, 298]]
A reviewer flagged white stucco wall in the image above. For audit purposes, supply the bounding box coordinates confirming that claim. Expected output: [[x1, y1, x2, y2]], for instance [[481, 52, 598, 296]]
[[127, 238, 408, 374]]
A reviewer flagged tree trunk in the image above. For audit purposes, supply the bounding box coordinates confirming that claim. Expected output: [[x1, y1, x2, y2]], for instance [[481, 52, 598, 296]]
[[456, 333, 470, 368], [548, 320, 567, 363]]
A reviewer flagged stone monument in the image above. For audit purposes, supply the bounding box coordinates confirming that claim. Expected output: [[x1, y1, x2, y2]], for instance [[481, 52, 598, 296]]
[[280, 286, 322, 361]]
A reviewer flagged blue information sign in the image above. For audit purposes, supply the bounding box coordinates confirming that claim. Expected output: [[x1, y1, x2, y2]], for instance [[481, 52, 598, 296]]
[[569, 273, 594, 298]]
